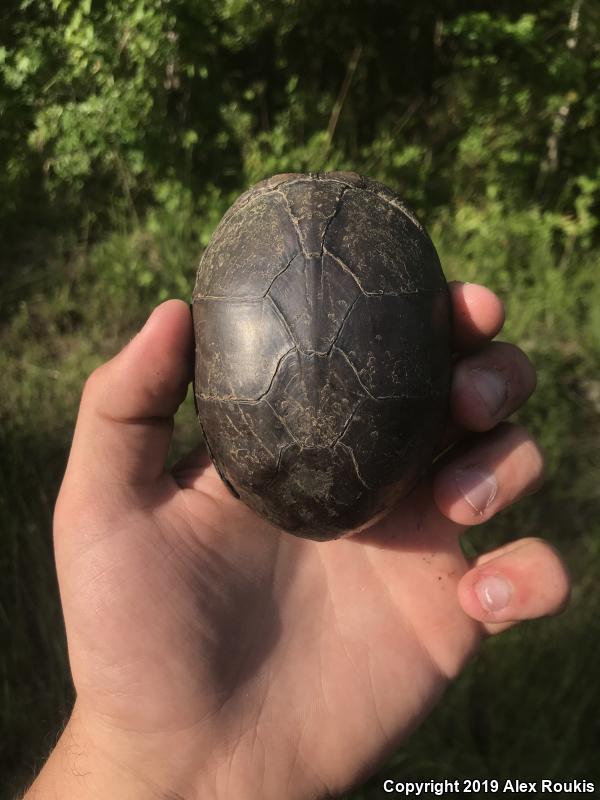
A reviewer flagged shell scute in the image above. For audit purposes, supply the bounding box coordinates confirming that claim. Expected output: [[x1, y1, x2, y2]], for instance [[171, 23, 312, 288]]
[[334, 293, 451, 398], [194, 297, 294, 400], [324, 188, 445, 294], [195, 193, 299, 298], [262, 348, 364, 449], [268, 252, 361, 353]]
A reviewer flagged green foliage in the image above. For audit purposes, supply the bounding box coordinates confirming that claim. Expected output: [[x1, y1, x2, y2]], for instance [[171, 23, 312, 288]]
[[435, 200, 598, 353], [2, 0, 600, 236]]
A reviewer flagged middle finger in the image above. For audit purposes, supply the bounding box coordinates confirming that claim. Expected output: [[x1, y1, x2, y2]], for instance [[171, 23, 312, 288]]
[[450, 340, 537, 433]]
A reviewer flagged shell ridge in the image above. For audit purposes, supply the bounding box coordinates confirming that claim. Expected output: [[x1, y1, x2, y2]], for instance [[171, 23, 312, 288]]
[[265, 268, 361, 357], [266, 293, 301, 351], [366, 187, 425, 232], [196, 417, 240, 496], [210, 177, 299, 230], [194, 191, 300, 299], [193, 286, 449, 302], [196, 296, 266, 302], [319, 185, 349, 257], [269, 174, 361, 192], [274, 188, 308, 258], [262, 350, 364, 449]]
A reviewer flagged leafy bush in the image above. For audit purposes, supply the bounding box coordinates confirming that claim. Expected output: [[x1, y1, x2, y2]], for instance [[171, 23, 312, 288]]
[[2, 1, 600, 242]]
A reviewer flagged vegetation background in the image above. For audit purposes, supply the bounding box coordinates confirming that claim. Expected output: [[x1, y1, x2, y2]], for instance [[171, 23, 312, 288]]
[[1, 0, 599, 797]]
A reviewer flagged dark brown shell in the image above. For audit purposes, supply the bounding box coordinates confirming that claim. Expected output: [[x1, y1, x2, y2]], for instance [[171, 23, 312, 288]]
[[192, 171, 451, 540]]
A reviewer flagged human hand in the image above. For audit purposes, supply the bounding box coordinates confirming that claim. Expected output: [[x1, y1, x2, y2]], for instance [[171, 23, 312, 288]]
[[25, 283, 569, 800]]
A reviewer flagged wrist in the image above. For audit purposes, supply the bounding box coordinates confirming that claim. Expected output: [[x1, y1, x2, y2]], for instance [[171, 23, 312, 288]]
[[22, 700, 195, 800]]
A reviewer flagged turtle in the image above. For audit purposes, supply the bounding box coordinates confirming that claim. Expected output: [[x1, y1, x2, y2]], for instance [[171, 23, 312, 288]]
[[192, 171, 452, 541]]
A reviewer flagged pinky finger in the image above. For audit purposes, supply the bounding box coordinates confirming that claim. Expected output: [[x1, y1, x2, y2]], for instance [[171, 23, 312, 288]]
[[457, 537, 571, 636]]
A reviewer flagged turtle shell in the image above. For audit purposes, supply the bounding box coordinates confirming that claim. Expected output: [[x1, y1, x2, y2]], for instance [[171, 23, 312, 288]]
[[192, 171, 451, 540]]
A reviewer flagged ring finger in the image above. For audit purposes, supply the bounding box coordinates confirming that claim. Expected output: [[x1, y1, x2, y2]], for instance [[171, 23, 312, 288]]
[[433, 422, 546, 525]]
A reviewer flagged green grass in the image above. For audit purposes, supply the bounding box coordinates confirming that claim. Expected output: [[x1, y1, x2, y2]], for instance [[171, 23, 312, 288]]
[[1, 202, 599, 799]]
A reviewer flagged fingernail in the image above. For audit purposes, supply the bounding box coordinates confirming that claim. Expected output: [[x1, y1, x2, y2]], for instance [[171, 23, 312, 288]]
[[455, 466, 498, 514], [470, 368, 507, 416], [475, 575, 512, 612]]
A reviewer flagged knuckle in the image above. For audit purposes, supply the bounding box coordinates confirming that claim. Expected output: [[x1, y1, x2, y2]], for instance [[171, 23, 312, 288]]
[[519, 536, 569, 573], [537, 541, 571, 611], [500, 420, 537, 446], [493, 420, 530, 444], [512, 349, 537, 397], [82, 365, 101, 395], [520, 437, 546, 487], [485, 341, 538, 396], [52, 492, 66, 532], [528, 439, 547, 482], [81, 362, 110, 404], [520, 535, 553, 551], [504, 426, 546, 491], [52, 485, 77, 535]]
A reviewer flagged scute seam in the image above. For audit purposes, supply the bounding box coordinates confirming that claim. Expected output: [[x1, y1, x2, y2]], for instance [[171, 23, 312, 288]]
[[200, 173, 425, 257], [264, 443, 292, 487], [274, 189, 307, 257], [265, 401, 301, 445], [195, 253, 299, 301], [197, 345, 296, 404], [323, 247, 447, 298], [321, 292, 360, 356], [330, 404, 361, 447], [266, 293, 301, 350], [320, 185, 349, 256], [332, 345, 444, 401], [336, 441, 373, 490]]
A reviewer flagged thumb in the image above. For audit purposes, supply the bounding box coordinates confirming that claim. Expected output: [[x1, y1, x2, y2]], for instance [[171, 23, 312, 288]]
[[63, 300, 193, 492]]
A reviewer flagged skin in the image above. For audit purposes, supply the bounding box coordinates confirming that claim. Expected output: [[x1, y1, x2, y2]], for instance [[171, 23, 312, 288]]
[[24, 283, 570, 799]]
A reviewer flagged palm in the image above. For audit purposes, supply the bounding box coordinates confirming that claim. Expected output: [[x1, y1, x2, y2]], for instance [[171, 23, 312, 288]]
[[59, 448, 479, 795], [48, 296, 568, 799]]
